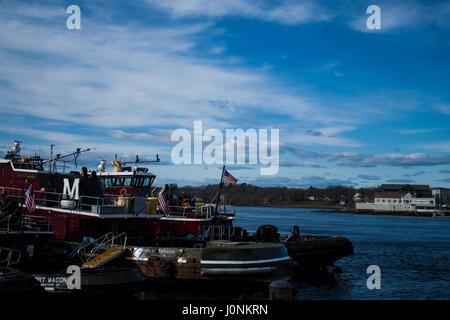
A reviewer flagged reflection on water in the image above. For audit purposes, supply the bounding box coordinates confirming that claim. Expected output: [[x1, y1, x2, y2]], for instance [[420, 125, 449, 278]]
[[135, 207, 450, 300], [134, 280, 269, 300]]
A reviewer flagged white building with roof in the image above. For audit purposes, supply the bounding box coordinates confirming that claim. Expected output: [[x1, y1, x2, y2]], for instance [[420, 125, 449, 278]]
[[356, 191, 436, 213]]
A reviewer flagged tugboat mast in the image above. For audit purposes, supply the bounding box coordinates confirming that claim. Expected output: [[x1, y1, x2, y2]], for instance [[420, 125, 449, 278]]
[[43, 146, 91, 172]]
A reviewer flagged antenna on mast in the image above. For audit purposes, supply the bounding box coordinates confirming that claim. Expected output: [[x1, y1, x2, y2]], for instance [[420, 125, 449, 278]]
[[49, 144, 55, 171], [109, 153, 161, 172], [43, 146, 91, 172]]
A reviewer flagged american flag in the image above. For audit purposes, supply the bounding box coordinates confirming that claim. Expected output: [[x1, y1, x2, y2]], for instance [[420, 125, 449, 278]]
[[25, 184, 36, 213], [223, 169, 237, 184], [158, 189, 170, 217]]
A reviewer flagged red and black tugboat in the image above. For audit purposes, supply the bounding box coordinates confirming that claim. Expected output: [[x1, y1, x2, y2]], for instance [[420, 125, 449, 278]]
[[0, 141, 235, 245]]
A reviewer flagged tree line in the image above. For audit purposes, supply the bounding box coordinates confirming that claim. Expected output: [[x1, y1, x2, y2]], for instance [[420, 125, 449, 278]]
[[171, 183, 383, 208]]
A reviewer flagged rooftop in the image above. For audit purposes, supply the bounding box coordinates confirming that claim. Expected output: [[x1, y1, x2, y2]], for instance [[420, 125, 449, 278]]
[[381, 184, 430, 191], [375, 192, 403, 199]]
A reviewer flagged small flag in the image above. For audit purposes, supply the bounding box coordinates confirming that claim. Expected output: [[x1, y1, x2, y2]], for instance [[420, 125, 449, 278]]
[[25, 184, 36, 213], [223, 169, 237, 184], [158, 188, 170, 217]]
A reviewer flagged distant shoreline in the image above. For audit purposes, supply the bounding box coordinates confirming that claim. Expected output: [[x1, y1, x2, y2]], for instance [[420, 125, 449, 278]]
[[237, 203, 449, 218]]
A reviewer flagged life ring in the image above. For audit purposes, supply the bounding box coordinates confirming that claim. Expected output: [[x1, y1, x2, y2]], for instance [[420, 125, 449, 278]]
[[120, 188, 128, 196], [0, 186, 5, 194]]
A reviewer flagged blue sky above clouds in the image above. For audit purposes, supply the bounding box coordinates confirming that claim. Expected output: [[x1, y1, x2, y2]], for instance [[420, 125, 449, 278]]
[[0, 0, 449, 187]]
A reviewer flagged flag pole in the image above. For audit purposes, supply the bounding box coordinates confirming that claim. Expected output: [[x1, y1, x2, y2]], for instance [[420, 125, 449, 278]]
[[21, 184, 25, 217], [215, 165, 225, 217]]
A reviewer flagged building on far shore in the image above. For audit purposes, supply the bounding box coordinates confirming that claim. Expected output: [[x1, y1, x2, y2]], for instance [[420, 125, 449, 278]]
[[306, 195, 330, 201], [432, 187, 450, 206], [356, 184, 437, 213]]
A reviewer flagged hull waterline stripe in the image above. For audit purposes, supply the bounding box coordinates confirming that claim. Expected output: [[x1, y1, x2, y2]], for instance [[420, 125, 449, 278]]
[[201, 256, 291, 265], [201, 267, 275, 275], [160, 217, 212, 222]]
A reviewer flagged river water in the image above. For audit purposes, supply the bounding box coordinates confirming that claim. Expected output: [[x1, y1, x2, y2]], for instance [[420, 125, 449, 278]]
[[234, 207, 450, 300]]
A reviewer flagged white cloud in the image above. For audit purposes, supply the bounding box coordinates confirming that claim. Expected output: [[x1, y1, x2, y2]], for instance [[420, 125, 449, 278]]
[[398, 128, 447, 134], [147, 0, 450, 32], [0, 0, 362, 158], [327, 152, 450, 167], [211, 46, 226, 54], [285, 145, 450, 167], [264, 1, 331, 25], [0, 125, 168, 163], [434, 103, 450, 115], [349, 1, 450, 32], [0, 11, 335, 130], [248, 175, 353, 187], [280, 160, 325, 168], [285, 126, 362, 147], [146, 0, 332, 25], [109, 129, 173, 144], [0, 1, 65, 20], [420, 141, 450, 152]]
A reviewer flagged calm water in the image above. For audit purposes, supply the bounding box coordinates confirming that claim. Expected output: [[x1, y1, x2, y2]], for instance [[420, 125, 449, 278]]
[[234, 207, 450, 300]]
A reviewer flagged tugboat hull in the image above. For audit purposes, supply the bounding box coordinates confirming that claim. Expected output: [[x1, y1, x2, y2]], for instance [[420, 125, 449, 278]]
[[33, 266, 146, 293]]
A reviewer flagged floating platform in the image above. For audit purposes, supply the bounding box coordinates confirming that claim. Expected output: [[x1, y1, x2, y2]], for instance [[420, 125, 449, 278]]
[[283, 235, 354, 273], [128, 241, 293, 283]]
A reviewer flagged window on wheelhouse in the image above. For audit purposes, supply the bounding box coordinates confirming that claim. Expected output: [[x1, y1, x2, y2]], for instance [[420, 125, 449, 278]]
[[133, 176, 155, 188], [101, 176, 154, 188]]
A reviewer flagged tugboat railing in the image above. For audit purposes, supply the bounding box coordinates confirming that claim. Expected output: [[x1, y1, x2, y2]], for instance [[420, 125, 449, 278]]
[[200, 225, 236, 241], [21, 215, 52, 232], [163, 203, 236, 220], [78, 232, 127, 264], [216, 205, 236, 218], [0, 214, 51, 233], [1, 186, 233, 221], [1, 186, 123, 214], [166, 204, 215, 219], [1, 215, 19, 232], [0, 247, 21, 267]]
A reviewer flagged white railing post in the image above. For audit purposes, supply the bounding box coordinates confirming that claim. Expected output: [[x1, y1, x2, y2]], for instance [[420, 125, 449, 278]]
[[7, 250, 12, 267]]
